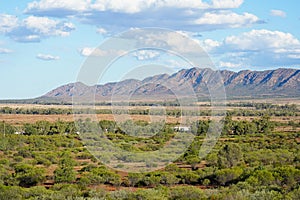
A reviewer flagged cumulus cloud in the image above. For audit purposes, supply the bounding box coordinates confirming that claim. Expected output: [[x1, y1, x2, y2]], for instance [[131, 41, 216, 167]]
[[26, 0, 244, 15], [24, 0, 260, 32], [36, 53, 60, 60], [211, 0, 243, 9], [194, 11, 260, 29], [90, 0, 244, 13], [25, 0, 91, 16], [0, 14, 75, 42], [199, 39, 221, 52], [132, 49, 161, 61], [270, 9, 286, 18], [121, 29, 206, 56], [223, 29, 300, 52], [201, 29, 300, 67], [79, 47, 126, 57], [24, 16, 74, 36], [91, 0, 213, 13], [0, 14, 18, 33]]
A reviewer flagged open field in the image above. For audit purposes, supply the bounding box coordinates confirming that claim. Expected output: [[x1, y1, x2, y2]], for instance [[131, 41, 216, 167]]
[[1, 97, 300, 109], [223, 98, 300, 106], [0, 100, 299, 126], [0, 103, 251, 111], [1, 114, 299, 125]]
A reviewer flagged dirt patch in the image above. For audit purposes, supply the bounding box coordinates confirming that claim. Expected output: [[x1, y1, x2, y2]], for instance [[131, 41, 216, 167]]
[[1, 113, 299, 125]]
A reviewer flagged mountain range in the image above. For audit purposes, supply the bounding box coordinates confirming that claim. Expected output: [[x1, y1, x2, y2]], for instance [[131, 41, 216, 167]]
[[42, 68, 300, 102]]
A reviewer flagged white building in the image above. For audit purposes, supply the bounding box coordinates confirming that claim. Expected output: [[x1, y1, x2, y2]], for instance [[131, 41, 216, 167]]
[[174, 126, 191, 132]]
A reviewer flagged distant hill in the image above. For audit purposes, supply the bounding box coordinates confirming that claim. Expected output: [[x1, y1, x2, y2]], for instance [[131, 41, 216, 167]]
[[41, 68, 300, 102]]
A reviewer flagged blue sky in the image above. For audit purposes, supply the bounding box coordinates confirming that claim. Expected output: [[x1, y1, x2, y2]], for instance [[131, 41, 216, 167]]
[[0, 0, 299, 99]]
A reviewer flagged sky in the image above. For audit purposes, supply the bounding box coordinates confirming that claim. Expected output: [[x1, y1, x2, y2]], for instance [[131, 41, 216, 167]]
[[0, 0, 299, 99]]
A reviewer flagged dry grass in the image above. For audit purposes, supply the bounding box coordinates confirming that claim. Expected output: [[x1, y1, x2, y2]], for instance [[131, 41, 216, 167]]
[[0, 101, 299, 125], [1, 113, 299, 125]]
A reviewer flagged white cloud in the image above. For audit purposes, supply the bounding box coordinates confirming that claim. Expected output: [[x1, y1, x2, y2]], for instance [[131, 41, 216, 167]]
[[79, 47, 126, 57], [96, 28, 107, 35], [163, 59, 192, 70], [200, 39, 221, 52], [25, 0, 91, 15], [24, 16, 75, 37], [132, 50, 161, 61], [0, 48, 13, 54], [36, 53, 60, 60], [79, 47, 98, 56], [91, 0, 244, 14], [203, 29, 300, 68], [0, 14, 18, 33], [25, 0, 245, 16], [122, 30, 204, 56], [0, 13, 76, 42], [194, 11, 260, 28], [288, 54, 300, 59], [270, 9, 286, 18], [1, 15, 75, 42], [91, 0, 154, 14], [223, 29, 300, 51], [219, 61, 242, 68], [211, 0, 243, 9], [24, 0, 259, 32]]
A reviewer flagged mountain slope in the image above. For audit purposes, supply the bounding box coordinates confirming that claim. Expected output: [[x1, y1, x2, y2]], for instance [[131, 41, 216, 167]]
[[42, 68, 300, 101]]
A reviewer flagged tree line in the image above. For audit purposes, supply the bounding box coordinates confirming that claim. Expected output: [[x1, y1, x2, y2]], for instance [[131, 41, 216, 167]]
[[1, 105, 298, 117]]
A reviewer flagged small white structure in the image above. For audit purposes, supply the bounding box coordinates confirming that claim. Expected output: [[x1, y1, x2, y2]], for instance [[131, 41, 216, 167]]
[[14, 131, 25, 135], [174, 126, 191, 132]]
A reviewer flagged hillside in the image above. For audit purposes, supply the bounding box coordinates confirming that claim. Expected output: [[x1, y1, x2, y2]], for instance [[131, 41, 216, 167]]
[[42, 68, 300, 102]]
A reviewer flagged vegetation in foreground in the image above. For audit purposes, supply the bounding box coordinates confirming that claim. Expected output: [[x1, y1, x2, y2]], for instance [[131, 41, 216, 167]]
[[0, 105, 299, 199]]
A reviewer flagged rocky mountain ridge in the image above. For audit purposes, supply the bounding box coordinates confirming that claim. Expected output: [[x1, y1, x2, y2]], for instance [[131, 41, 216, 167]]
[[43, 68, 300, 101]]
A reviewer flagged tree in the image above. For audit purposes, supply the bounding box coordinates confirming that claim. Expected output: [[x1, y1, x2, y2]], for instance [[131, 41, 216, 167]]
[[23, 123, 38, 135], [287, 187, 300, 200], [168, 186, 206, 200], [54, 152, 77, 183], [179, 170, 199, 184], [128, 173, 143, 187], [35, 121, 51, 135], [0, 185, 23, 200], [0, 121, 15, 135], [133, 188, 168, 200], [99, 120, 116, 132], [59, 151, 76, 168], [247, 169, 275, 186], [218, 143, 243, 168], [87, 167, 121, 186], [160, 172, 180, 186], [205, 153, 218, 167], [191, 120, 209, 135], [255, 114, 274, 134], [13, 164, 45, 187], [54, 167, 76, 184], [274, 166, 300, 190], [186, 155, 201, 170], [215, 167, 243, 185], [222, 114, 234, 135], [0, 167, 11, 185], [25, 186, 52, 199], [144, 174, 161, 187]]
